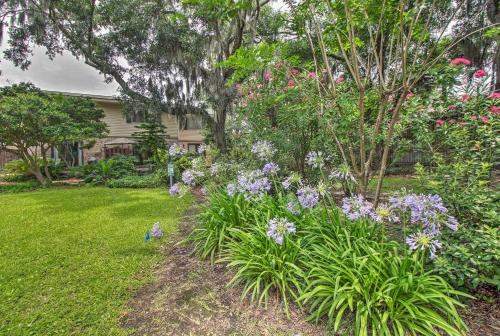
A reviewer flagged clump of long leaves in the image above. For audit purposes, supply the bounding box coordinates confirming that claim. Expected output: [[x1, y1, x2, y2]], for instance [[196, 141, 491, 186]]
[[189, 191, 250, 262], [300, 219, 470, 336], [223, 214, 305, 314]]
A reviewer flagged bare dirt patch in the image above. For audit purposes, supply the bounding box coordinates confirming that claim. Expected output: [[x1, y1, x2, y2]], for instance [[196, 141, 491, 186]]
[[120, 204, 327, 336]]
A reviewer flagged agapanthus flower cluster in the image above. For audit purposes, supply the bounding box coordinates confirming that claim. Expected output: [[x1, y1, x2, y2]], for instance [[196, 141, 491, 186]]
[[329, 169, 356, 182], [296, 186, 320, 209], [181, 169, 204, 186], [406, 231, 442, 259], [151, 222, 164, 238], [197, 143, 209, 155], [370, 203, 399, 223], [287, 199, 301, 215], [168, 143, 187, 157], [169, 182, 188, 197], [251, 140, 277, 161], [267, 217, 296, 245], [234, 170, 271, 198], [305, 151, 327, 169], [262, 162, 280, 175], [389, 193, 458, 232], [210, 162, 221, 176], [341, 195, 374, 221], [282, 173, 301, 190]]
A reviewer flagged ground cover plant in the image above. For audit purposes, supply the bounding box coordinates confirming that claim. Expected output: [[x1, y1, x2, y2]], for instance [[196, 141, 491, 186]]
[[0, 187, 191, 335]]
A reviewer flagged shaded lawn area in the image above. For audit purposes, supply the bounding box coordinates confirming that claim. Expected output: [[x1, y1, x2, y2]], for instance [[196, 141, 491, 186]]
[[368, 176, 425, 194], [0, 187, 191, 335]]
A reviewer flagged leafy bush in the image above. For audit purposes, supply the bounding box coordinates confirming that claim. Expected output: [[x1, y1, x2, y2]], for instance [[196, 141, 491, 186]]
[[300, 219, 469, 336], [434, 226, 500, 290], [106, 174, 162, 188], [190, 191, 251, 262], [83, 155, 136, 184], [4, 158, 64, 179], [0, 181, 42, 193]]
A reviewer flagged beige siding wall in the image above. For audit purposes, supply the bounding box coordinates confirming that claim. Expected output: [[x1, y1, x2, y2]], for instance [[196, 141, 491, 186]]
[[161, 113, 179, 139], [97, 101, 140, 137]]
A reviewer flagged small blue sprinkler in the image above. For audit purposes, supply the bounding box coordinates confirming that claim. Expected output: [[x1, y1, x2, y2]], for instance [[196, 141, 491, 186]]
[[145, 230, 151, 242]]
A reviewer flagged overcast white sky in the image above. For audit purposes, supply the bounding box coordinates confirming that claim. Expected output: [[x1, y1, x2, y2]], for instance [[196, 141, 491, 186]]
[[0, 42, 120, 96]]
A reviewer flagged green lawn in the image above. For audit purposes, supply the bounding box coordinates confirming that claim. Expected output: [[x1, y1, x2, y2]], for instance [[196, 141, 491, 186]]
[[0, 187, 191, 335], [368, 176, 424, 194]]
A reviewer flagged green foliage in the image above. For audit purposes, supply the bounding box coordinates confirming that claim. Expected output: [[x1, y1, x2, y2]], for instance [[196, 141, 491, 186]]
[[132, 120, 168, 160], [300, 219, 469, 336], [0, 187, 191, 335], [106, 174, 163, 188], [83, 156, 137, 184], [4, 158, 64, 180], [434, 226, 500, 290], [0, 181, 42, 193]]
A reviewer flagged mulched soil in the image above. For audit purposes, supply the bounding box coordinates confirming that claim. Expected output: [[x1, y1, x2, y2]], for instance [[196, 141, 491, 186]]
[[120, 204, 499, 336]]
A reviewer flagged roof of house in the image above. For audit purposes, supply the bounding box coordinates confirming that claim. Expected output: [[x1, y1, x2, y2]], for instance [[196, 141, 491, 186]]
[[43, 90, 120, 103]]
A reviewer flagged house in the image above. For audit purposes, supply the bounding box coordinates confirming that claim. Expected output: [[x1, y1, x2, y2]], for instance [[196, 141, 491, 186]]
[[48, 92, 205, 165], [0, 91, 204, 168]]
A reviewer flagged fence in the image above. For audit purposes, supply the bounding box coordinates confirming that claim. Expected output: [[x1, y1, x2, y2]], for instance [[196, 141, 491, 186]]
[[0, 151, 18, 170]]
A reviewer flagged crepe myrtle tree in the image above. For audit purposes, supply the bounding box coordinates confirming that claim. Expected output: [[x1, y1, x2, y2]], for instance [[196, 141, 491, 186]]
[[0, 83, 107, 185], [299, 0, 498, 205], [1, 0, 271, 152]]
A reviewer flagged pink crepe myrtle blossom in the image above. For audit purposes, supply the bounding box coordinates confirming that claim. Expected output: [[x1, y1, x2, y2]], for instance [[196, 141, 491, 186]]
[[335, 75, 345, 84], [235, 83, 241, 89], [489, 106, 500, 114], [450, 57, 471, 66], [488, 92, 500, 99], [460, 94, 471, 101], [287, 79, 295, 88], [436, 119, 445, 127], [307, 72, 317, 78], [473, 69, 487, 78], [471, 115, 477, 120], [263, 71, 273, 80], [448, 119, 456, 124], [448, 105, 457, 111], [480, 116, 489, 123], [406, 91, 415, 98], [459, 122, 465, 127]]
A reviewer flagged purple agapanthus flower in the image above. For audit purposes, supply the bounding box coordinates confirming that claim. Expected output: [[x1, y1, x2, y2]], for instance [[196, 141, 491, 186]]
[[236, 170, 271, 198], [370, 203, 399, 223], [305, 151, 326, 169], [169, 183, 181, 196], [262, 162, 280, 175], [168, 143, 187, 157], [282, 176, 292, 190], [406, 230, 442, 259], [210, 163, 221, 176], [151, 222, 164, 238], [182, 170, 195, 185], [251, 140, 277, 161], [329, 169, 356, 182], [297, 186, 320, 209], [287, 199, 301, 215], [341, 195, 374, 220], [267, 217, 296, 245], [227, 183, 236, 196]]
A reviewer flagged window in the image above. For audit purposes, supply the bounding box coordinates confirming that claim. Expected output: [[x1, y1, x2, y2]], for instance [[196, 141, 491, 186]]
[[188, 143, 200, 153], [125, 112, 144, 123], [183, 115, 203, 130]]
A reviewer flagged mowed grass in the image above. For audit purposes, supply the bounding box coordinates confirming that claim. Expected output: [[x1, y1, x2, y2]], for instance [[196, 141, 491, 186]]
[[0, 187, 192, 335]]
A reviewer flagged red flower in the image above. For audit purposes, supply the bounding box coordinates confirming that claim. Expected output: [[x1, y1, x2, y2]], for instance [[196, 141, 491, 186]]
[[489, 106, 500, 114], [473, 69, 487, 78], [480, 116, 489, 123], [287, 79, 295, 87], [450, 57, 471, 66], [235, 83, 241, 89], [471, 115, 478, 120], [406, 91, 415, 98], [460, 94, 471, 101], [263, 72, 273, 80], [459, 122, 465, 127], [307, 72, 317, 79], [335, 75, 345, 84], [448, 119, 456, 123], [436, 119, 445, 127], [448, 105, 457, 110], [488, 92, 500, 99]]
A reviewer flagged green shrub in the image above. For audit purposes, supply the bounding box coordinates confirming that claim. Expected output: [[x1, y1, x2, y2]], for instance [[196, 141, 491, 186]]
[[4, 158, 64, 179], [434, 226, 500, 290], [106, 174, 162, 188], [0, 181, 42, 193], [83, 155, 136, 184], [300, 220, 470, 336], [189, 191, 251, 263]]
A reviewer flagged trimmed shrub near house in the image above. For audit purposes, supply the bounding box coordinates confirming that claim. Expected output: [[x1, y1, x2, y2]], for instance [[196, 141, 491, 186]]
[[106, 174, 163, 188]]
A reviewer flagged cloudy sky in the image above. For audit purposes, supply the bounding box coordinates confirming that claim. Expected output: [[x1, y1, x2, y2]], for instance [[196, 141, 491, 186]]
[[0, 42, 120, 96]]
